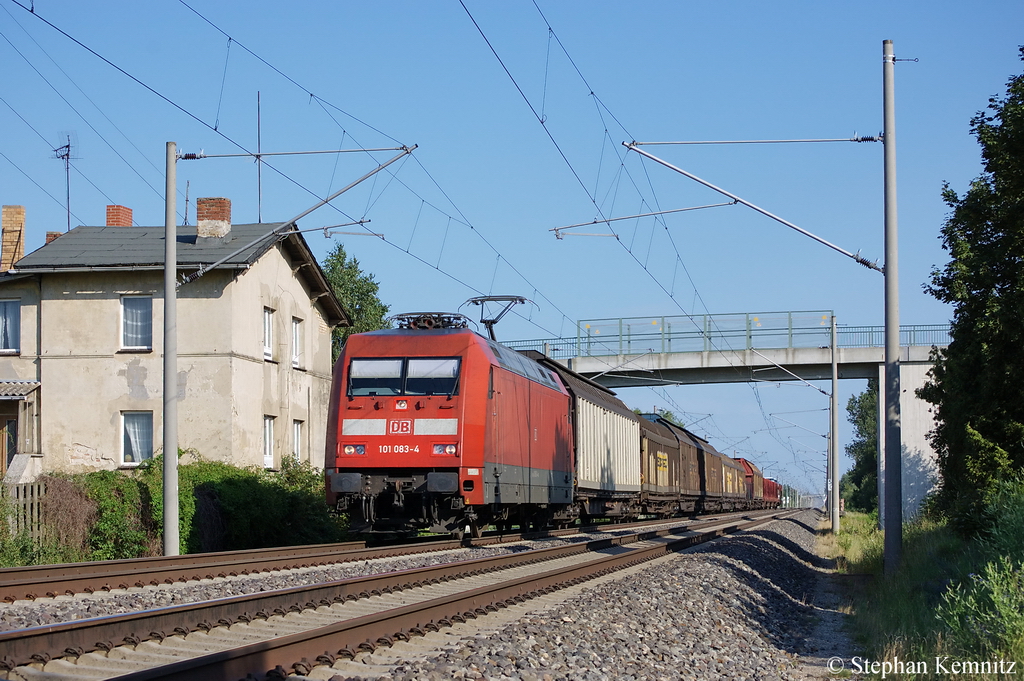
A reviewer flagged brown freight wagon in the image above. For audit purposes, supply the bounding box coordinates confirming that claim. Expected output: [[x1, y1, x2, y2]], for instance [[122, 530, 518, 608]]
[[637, 415, 686, 516], [650, 418, 723, 512], [641, 415, 702, 511], [735, 458, 766, 509], [718, 448, 747, 510]]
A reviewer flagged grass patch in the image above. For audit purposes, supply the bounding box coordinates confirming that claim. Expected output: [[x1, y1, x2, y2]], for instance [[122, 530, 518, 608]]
[[818, 511, 883, 574], [829, 483, 1024, 679]]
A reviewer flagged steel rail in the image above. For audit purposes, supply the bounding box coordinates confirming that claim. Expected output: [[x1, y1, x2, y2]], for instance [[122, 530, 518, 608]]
[[0, 541, 364, 603], [0, 512, 758, 603], [0, 510, 788, 672], [115, 510, 800, 681]]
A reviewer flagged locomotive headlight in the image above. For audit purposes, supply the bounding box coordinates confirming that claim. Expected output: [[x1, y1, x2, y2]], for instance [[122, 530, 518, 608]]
[[445, 444, 457, 455], [433, 444, 458, 455], [343, 445, 366, 455]]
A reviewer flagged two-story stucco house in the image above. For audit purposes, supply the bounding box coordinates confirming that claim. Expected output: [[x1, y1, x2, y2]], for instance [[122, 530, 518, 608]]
[[0, 199, 348, 483]]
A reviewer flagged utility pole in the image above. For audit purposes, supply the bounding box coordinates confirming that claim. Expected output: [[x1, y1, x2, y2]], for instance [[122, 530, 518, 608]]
[[831, 315, 840, 533], [163, 142, 179, 556], [882, 39, 902, 574]]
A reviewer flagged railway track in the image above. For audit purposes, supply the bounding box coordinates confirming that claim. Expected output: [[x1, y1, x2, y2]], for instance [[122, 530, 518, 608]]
[[0, 509, 797, 680], [0, 511, 760, 604]]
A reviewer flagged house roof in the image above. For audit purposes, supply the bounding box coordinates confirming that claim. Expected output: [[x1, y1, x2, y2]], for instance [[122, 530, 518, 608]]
[[17, 222, 286, 269], [8, 223, 349, 327]]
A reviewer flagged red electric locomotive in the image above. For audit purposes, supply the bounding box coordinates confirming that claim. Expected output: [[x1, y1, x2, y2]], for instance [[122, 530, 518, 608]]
[[325, 313, 573, 537]]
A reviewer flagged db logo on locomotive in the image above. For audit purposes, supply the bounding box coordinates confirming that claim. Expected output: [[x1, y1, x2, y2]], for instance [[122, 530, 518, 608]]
[[388, 419, 412, 435]]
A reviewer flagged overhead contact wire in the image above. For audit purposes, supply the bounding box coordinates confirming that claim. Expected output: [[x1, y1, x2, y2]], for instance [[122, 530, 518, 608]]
[[524, 2, 813, 462]]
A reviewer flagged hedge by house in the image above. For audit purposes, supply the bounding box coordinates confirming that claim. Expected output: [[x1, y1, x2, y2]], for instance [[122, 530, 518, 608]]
[[0, 452, 346, 566]]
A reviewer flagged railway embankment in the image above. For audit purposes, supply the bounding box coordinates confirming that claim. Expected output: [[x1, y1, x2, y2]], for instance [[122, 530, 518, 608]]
[[327, 509, 860, 681], [0, 511, 858, 680]]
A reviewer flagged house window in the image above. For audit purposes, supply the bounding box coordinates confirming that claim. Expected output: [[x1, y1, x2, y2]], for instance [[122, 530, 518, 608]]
[[291, 318, 302, 368], [123, 411, 154, 464], [0, 300, 19, 353], [122, 296, 153, 350], [292, 419, 303, 460], [263, 415, 275, 468], [263, 307, 274, 360]]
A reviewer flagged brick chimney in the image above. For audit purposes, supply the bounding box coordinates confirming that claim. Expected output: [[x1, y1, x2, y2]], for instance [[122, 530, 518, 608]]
[[1, 205, 25, 271], [197, 197, 231, 238], [106, 204, 133, 227], [46, 231, 62, 245]]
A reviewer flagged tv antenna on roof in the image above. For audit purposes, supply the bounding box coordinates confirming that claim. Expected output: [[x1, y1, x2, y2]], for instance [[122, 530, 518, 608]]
[[52, 132, 78, 232], [462, 295, 531, 341]]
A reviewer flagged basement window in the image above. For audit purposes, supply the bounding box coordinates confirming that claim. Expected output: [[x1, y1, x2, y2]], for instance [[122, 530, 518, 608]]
[[122, 411, 154, 464]]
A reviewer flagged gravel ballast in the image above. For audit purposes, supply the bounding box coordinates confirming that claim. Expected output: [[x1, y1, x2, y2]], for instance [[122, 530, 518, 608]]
[[1, 511, 856, 680], [0, 529, 647, 632], [328, 510, 853, 681]]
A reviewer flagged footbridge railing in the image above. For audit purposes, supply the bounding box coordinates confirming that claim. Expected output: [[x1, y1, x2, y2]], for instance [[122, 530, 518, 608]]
[[505, 310, 951, 361]]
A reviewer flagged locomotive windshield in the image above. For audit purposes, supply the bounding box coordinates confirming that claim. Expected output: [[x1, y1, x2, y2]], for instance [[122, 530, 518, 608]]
[[348, 357, 460, 396]]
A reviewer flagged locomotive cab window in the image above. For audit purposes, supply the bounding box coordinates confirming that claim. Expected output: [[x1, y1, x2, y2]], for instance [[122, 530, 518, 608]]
[[349, 359, 403, 395], [348, 357, 460, 397], [406, 358, 459, 396]]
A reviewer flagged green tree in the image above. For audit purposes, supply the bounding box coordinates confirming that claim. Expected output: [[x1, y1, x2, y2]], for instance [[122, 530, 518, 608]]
[[635, 408, 685, 428], [918, 48, 1024, 535], [840, 378, 878, 513], [319, 242, 390, 361]]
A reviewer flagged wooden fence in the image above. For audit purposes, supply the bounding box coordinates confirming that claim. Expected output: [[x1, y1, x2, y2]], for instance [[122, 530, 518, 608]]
[[2, 481, 45, 542]]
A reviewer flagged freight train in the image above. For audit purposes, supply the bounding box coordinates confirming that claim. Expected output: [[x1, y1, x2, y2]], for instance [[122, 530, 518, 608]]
[[325, 312, 780, 537]]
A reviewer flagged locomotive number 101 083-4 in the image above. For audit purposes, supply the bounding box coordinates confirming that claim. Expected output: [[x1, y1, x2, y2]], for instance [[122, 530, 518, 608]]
[[379, 444, 420, 454]]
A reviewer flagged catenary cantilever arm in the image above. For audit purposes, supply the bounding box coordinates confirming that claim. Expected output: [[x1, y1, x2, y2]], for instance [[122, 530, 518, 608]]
[[623, 142, 882, 273]]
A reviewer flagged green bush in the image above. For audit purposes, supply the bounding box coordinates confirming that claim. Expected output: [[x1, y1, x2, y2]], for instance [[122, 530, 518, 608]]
[[983, 477, 1024, 559], [938, 556, 1024, 658], [936, 477, 1024, 660], [0, 453, 346, 566], [81, 469, 157, 561], [0, 486, 34, 567], [131, 453, 345, 554], [188, 456, 345, 551]]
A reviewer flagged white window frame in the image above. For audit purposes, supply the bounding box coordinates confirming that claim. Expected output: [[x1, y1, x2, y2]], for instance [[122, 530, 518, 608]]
[[122, 411, 154, 465], [0, 299, 20, 354], [291, 317, 303, 369], [263, 415, 275, 468], [263, 307, 274, 360], [292, 419, 303, 460], [121, 295, 153, 351]]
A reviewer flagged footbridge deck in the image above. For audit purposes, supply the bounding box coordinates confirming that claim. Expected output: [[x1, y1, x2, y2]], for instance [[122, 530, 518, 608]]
[[506, 311, 949, 387]]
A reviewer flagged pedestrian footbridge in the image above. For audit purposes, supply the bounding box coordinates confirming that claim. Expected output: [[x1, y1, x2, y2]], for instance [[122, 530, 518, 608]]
[[506, 310, 949, 388], [507, 310, 951, 518]]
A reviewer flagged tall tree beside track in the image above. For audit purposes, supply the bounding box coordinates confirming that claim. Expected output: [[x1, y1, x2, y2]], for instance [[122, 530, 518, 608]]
[[320, 242, 390, 362], [840, 378, 878, 514], [919, 48, 1024, 535]]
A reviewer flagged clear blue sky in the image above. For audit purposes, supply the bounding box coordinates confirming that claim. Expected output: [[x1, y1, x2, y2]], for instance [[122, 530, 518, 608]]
[[2, 1, 1021, 493]]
